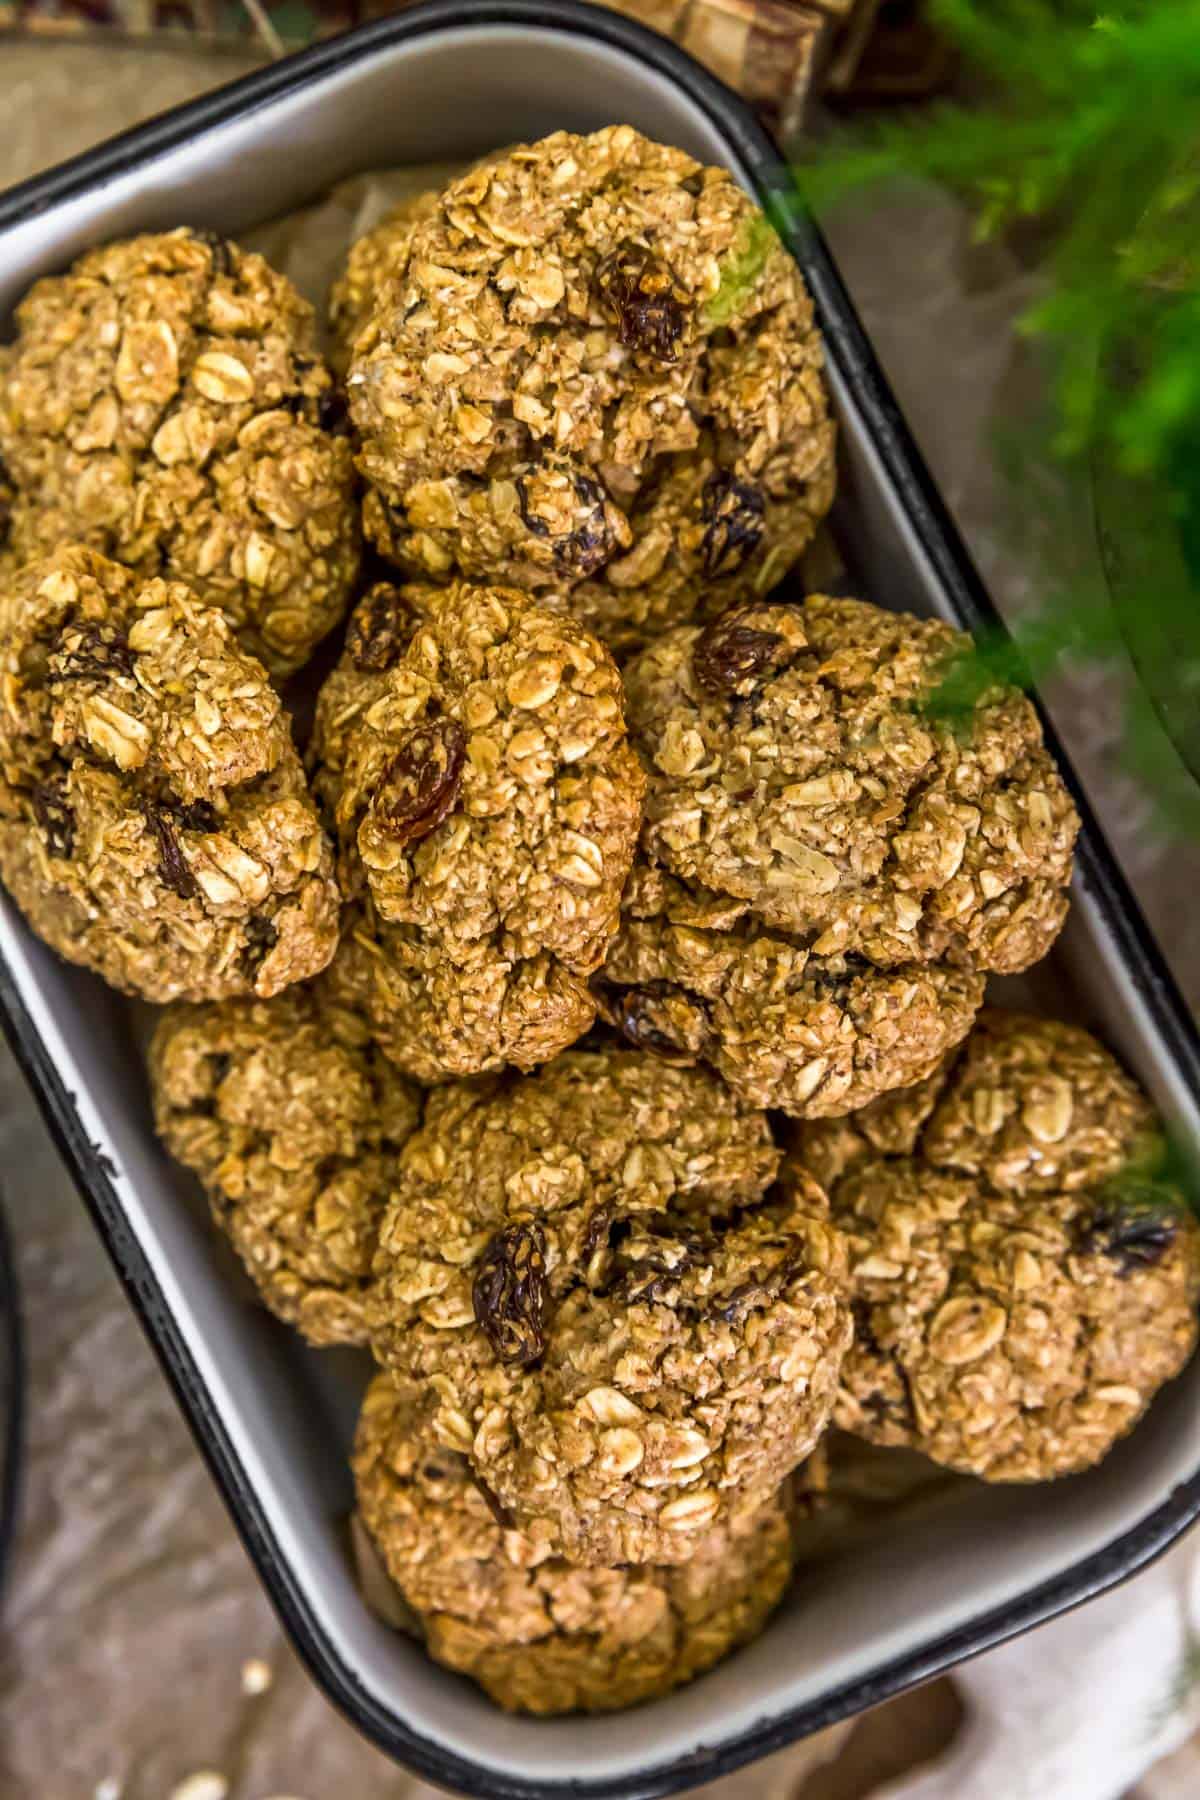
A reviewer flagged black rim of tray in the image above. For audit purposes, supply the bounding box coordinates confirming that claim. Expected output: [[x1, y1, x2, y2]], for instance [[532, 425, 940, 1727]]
[[1, 4, 1199, 1795]]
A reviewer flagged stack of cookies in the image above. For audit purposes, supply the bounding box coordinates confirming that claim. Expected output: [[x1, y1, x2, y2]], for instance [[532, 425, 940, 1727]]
[[0, 125, 1196, 1717]]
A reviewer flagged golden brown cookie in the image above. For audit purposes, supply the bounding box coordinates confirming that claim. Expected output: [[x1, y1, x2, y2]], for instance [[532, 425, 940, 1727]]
[[0, 229, 359, 676], [347, 127, 835, 651], [150, 985, 422, 1346], [311, 580, 644, 1077], [369, 1050, 850, 1565], [353, 1372, 795, 1714], [0, 547, 339, 1001], [788, 1011, 1200, 1481], [625, 595, 1079, 974]]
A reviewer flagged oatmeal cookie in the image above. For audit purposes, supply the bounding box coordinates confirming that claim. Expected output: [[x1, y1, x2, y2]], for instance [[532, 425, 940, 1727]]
[[0, 546, 340, 1001], [370, 1057, 849, 1564], [596, 860, 984, 1116], [328, 191, 442, 374], [788, 1011, 1200, 1481], [353, 1373, 794, 1714], [150, 986, 422, 1345], [348, 126, 835, 651], [311, 580, 644, 1076], [626, 595, 1079, 974], [0, 228, 359, 675]]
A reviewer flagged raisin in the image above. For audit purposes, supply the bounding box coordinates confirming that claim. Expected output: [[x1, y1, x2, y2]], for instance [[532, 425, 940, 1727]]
[[472, 1222, 550, 1367], [605, 983, 695, 1063], [472, 1475, 515, 1529], [191, 228, 235, 277], [608, 1227, 708, 1308], [515, 479, 550, 540], [718, 1246, 801, 1325], [699, 471, 766, 579], [345, 584, 419, 673], [141, 795, 220, 892], [1079, 1202, 1180, 1273], [514, 462, 617, 577], [369, 717, 466, 849], [693, 601, 803, 697], [556, 499, 615, 576], [805, 953, 871, 1001], [142, 805, 197, 900], [317, 386, 350, 435], [31, 778, 74, 859], [718, 1278, 769, 1326], [51, 621, 135, 685], [175, 798, 220, 833], [594, 242, 688, 361]]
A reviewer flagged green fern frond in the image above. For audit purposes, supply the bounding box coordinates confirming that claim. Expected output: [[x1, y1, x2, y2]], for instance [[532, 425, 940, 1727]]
[[704, 214, 780, 326]]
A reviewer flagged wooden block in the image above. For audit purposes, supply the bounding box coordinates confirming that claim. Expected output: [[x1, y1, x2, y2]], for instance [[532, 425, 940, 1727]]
[[598, 0, 831, 125]]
